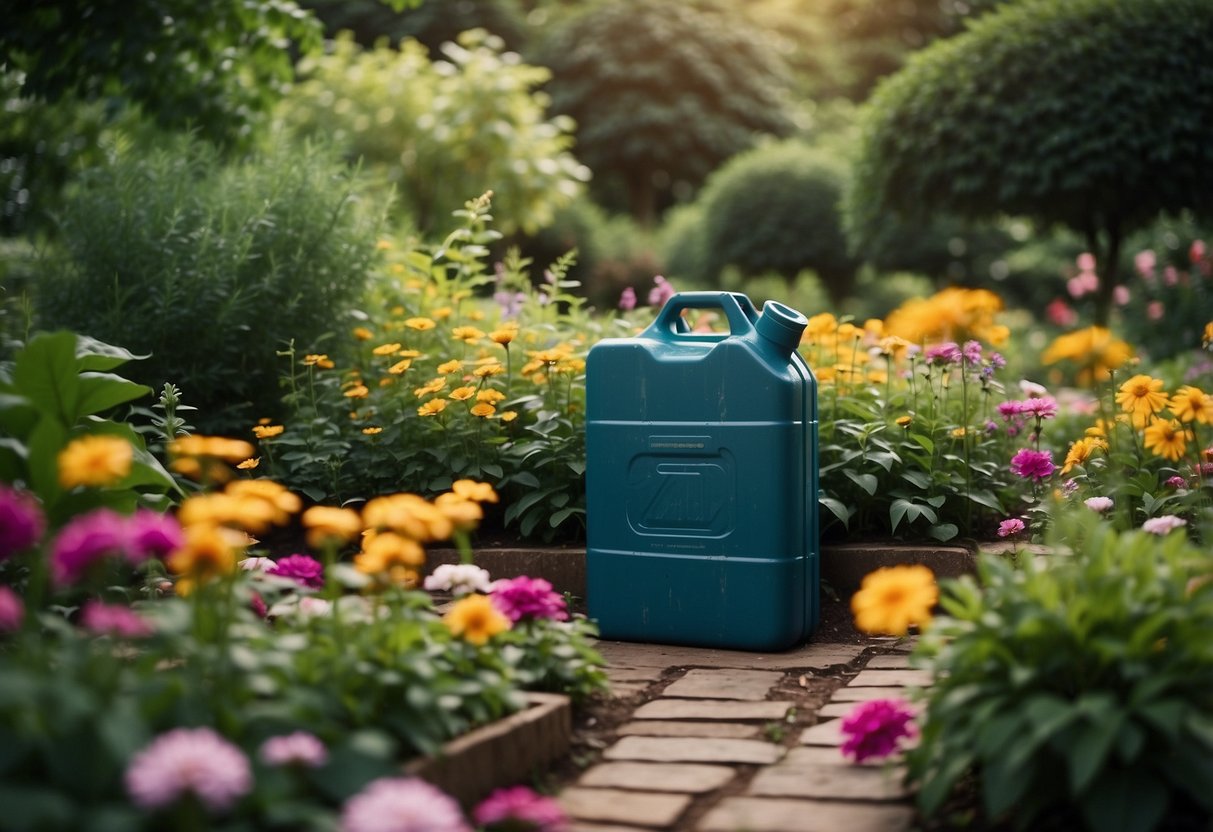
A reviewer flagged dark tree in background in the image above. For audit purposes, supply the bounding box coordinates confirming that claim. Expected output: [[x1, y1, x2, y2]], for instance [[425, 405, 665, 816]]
[[537, 0, 796, 226], [300, 0, 530, 57], [847, 0, 1213, 326]]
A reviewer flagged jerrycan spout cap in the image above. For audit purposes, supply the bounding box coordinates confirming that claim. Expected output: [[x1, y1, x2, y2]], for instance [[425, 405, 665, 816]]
[[756, 300, 808, 356]]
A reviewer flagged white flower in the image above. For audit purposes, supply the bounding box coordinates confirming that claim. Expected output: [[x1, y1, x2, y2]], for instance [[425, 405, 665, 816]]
[[1142, 515, 1187, 535], [1084, 496, 1114, 513], [423, 563, 492, 596], [239, 556, 275, 571]]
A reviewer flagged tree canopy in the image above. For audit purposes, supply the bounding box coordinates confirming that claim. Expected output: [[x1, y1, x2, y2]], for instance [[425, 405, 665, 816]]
[[847, 0, 1213, 324]]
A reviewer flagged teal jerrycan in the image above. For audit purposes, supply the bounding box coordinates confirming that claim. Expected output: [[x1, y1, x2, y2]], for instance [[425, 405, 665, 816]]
[[586, 291, 819, 651]]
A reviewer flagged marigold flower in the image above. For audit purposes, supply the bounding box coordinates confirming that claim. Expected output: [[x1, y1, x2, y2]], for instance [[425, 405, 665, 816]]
[[1143, 417, 1188, 462], [302, 505, 364, 548], [373, 342, 402, 356], [252, 424, 284, 439], [363, 493, 452, 541], [355, 531, 425, 586], [58, 434, 133, 489], [224, 479, 302, 525], [125, 727, 252, 813], [435, 492, 484, 528], [895, 415, 912, 428], [418, 399, 447, 417], [303, 353, 332, 368], [352, 327, 374, 341], [432, 306, 453, 320], [388, 358, 413, 374], [839, 699, 919, 764], [850, 564, 937, 636], [170, 435, 256, 464], [437, 359, 465, 375], [530, 348, 568, 364], [414, 377, 448, 397], [1169, 385, 1213, 424], [1116, 374, 1168, 426], [473, 363, 505, 378], [236, 457, 260, 470], [341, 777, 471, 832], [443, 593, 511, 645], [470, 403, 496, 418], [405, 317, 437, 331], [449, 386, 476, 401], [476, 389, 506, 404]]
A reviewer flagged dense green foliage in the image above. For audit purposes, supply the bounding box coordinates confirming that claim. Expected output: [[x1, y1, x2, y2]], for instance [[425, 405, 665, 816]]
[[302, 0, 530, 56], [910, 510, 1213, 831], [34, 137, 383, 434], [537, 0, 796, 224], [280, 30, 588, 234], [848, 0, 1213, 324]]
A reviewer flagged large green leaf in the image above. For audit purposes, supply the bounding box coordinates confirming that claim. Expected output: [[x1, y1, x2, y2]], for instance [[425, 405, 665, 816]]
[[75, 373, 151, 418], [1080, 768, 1167, 832], [73, 334, 148, 372], [12, 331, 79, 428]]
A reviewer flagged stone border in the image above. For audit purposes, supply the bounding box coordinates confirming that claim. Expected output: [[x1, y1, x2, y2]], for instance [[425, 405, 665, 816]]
[[405, 691, 572, 809]]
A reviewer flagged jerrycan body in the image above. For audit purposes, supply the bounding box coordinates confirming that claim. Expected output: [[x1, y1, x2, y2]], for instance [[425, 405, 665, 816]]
[[586, 292, 819, 651]]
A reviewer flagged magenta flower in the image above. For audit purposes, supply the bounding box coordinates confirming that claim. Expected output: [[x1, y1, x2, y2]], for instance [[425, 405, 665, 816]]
[[126, 509, 184, 563], [340, 777, 470, 832], [1142, 515, 1187, 535], [997, 518, 1026, 538], [268, 554, 325, 589], [490, 576, 568, 622], [250, 592, 268, 619], [840, 698, 919, 764], [647, 275, 675, 308], [996, 400, 1025, 421], [474, 786, 569, 832], [1020, 396, 1058, 420], [80, 601, 154, 638], [1010, 449, 1055, 481], [259, 732, 328, 768], [924, 342, 961, 365], [0, 586, 24, 633], [961, 340, 983, 364], [1165, 476, 1187, 489], [618, 286, 637, 312], [0, 486, 45, 560], [50, 509, 128, 585], [125, 727, 252, 813]]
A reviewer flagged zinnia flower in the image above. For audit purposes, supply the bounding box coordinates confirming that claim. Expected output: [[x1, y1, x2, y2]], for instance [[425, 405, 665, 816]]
[[57, 434, 133, 489], [259, 732, 328, 768], [1009, 449, 1055, 481], [443, 593, 511, 645], [1166, 475, 1187, 489], [474, 786, 569, 832], [839, 698, 919, 763], [490, 576, 569, 622], [125, 727, 252, 813], [924, 342, 961, 365], [80, 600, 154, 638], [340, 777, 470, 832], [1142, 515, 1187, 535], [1143, 417, 1188, 462], [268, 554, 325, 589], [997, 518, 1025, 538], [1084, 496, 1114, 513], [424, 563, 493, 596], [0, 586, 24, 632], [127, 509, 184, 562], [50, 509, 128, 585], [850, 565, 937, 636], [0, 485, 44, 560]]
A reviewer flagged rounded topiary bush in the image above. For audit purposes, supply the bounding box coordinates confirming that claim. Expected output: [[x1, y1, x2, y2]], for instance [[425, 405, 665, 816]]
[[35, 135, 384, 433], [699, 140, 858, 301]]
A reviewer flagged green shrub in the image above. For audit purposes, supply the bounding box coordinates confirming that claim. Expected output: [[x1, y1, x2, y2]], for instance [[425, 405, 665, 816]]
[[909, 510, 1213, 831], [34, 136, 384, 434], [658, 201, 711, 286], [698, 140, 858, 302]]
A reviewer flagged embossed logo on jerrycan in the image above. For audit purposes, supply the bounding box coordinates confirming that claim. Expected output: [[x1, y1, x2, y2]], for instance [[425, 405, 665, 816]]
[[586, 291, 819, 651]]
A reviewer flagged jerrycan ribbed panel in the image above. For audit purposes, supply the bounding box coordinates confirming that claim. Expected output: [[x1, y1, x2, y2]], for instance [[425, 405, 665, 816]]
[[586, 292, 819, 651]]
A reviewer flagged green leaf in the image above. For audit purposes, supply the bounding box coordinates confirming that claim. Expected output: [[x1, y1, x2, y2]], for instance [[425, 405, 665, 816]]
[[819, 496, 853, 528], [927, 523, 958, 542], [901, 470, 930, 490], [967, 489, 1003, 511], [12, 331, 80, 427], [910, 433, 934, 453], [75, 373, 151, 417], [844, 470, 878, 495], [1080, 768, 1167, 832], [1068, 713, 1123, 792], [73, 334, 148, 371]]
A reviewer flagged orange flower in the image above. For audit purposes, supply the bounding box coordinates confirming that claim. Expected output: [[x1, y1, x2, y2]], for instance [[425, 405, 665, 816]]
[[388, 359, 413, 374], [451, 326, 485, 343], [344, 385, 370, 399], [373, 342, 402, 356], [451, 480, 499, 503], [437, 359, 464, 375], [449, 386, 476, 401], [253, 424, 284, 439], [476, 389, 506, 404], [443, 594, 510, 645], [302, 505, 364, 548], [418, 399, 447, 417], [1169, 386, 1213, 424], [352, 327, 374, 341], [405, 317, 436, 331], [470, 403, 496, 417], [1143, 417, 1188, 462], [851, 565, 938, 636], [57, 434, 133, 489]]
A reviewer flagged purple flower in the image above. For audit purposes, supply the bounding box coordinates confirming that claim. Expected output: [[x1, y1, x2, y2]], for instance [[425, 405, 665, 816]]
[[340, 777, 470, 832], [80, 601, 154, 638], [268, 554, 325, 589], [490, 576, 568, 622], [0, 586, 24, 633], [840, 698, 919, 763], [126, 509, 183, 563], [924, 342, 962, 365], [50, 509, 128, 585], [125, 727, 252, 813], [988, 352, 1007, 369], [997, 518, 1026, 538], [962, 340, 983, 364], [494, 290, 527, 319], [474, 786, 569, 832], [259, 732, 328, 768], [1142, 515, 1187, 535], [618, 286, 637, 312], [0, 486, 45, 560], [1165, 476, 1187, 489], [647, 275, 676, 308], [1010, 449, 1055, 481]]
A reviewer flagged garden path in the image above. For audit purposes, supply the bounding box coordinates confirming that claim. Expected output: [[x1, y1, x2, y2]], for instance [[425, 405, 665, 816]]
[[555, 639, 926, 832]]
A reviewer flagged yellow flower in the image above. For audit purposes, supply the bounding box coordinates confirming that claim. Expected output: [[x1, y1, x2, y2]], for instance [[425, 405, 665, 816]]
[[1061, 436, 1106, 474], [432, 306, 453, 320], [1204, 321, 1213, 348], [443, 594, 511, 645], [449, 386, 477, 401], [803, 313, 838, 342], [1169, 385, 1213, 424], [452, 479, 499, 503], [344, 384, 370, 399], [354, 531, 425, 587], [836, 322, 862, 341], [225, 479, 302, 527], [1116, 374, 1169, 427], [473, 363, 505, 378], [363, 493, 452, 542], [236, 458, 260, 470], [1042, 326, 1133, 384], [500, 411, 518, 422], [362, 426, 383, 435], [302, 505, 364, 549], [435, 492, 484, 528], [414, 377, 448, 397], [252, 424, 284, 439], [58, 434, 133, 489], [373, 342, 402, 356], [166, 523, 239, 594], [388, 359, 413, 374], [476, 389, 505, 404], [530, 348, 568, 364], [470, 403, 496, 418], [436, 359, 463, 375], [352, 327, 374, 341], [895, 415, 912, 428], [405, 317, 437, 331], [850, 565, 938, 636], [490, 328, 517, 345], [375, 238, 394, 250], [302, 353, 330, 367], [418, 399, 448, 417], [451, 326, 485, 343], [1143, 417, 1189, 462]]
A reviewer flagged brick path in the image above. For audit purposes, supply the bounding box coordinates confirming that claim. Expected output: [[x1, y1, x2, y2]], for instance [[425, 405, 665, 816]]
[[558, 641, 928, 832]]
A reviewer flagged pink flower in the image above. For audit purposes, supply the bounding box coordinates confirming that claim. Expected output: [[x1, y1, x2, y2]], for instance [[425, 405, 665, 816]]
[[259, 732, 328, 768], [618, 286, 637, 312], [997, 400, 1026, 420], [997, 518, 1026, 538], [1020, 396, 1058, 420], [1190, 239, 1207, 264], [1163, 266, 1180, 286], [340, 777, 470, 832], [1134, 249, 1156, 280], [126, 509, 184, 563], [474, 786, 568, 832], [961, 340, 983, 364], [1146, 301, 1165, 321], [647, 275, 675, 308], [490, 576, 568, 622], [1142, 515, 1187, 535], [839, 698, 919, 763], [269, 554, 325, 589], [924, 342, 961, 365], [0, 586, 24, 633], [125, 727, 252, 813], [1112, 285, 1131, 306], [1165, 476, 1187, 489], [1076, 252, 1097, 272], [50, 509, 128, 585], [80, 601, 154, 638], [0, 486, 45, 560], [250, 592, 268, 619], [1010, 449, 1055, 481], [1045, 299, 1077, 327], [1084, 496, 1114, 513]]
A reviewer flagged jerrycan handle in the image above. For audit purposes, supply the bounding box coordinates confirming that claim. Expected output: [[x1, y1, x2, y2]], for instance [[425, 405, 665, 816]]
[[641, 291, 757, 340]]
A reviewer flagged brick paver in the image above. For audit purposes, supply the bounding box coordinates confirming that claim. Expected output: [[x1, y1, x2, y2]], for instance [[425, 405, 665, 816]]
[[661, 668, 784, 700], [616, 721, 760, 739], [560, 787, 691, 827], [697, 797, 915, 832], [848, 669, 934, 688], [633, 699, 792, 721], [604, 735, 785, 765], [578, 761, 736, 793], [748, 763, 910, 801]]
